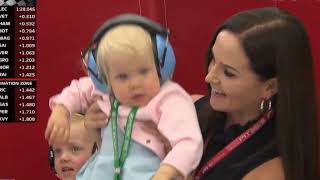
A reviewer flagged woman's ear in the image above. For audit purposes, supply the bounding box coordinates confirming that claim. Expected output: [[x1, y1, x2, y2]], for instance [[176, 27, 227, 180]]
[[264, 77, 278, 99]]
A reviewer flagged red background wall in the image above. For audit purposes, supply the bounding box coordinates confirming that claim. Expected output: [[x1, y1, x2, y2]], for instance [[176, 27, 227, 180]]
[[0, 0, 319, 179]]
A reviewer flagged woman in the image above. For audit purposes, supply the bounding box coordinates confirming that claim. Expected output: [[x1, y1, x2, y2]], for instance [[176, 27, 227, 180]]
[[73, 7, 319, 180], [193, 7, 319, 180]]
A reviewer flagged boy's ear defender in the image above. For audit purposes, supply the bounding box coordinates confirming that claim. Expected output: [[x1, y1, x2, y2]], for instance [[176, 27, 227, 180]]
[[48, 143, 98, 174], [85, 13, 176, 93]]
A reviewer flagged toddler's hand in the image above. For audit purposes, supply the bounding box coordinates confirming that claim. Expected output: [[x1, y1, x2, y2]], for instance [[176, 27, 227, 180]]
[[45, 104, 70, 145], [84, 101, 108, 130]]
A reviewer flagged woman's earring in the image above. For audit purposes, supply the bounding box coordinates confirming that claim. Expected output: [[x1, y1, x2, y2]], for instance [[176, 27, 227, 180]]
[[260, 98, 272, 112]]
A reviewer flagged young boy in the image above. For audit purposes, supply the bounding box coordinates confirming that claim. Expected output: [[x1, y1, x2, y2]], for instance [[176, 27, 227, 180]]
[[46, 18, 203, 180], [51, 113, 101, 180]]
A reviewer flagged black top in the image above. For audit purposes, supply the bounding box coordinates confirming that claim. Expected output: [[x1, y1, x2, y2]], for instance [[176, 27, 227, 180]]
[[195, 96, 279, 180]]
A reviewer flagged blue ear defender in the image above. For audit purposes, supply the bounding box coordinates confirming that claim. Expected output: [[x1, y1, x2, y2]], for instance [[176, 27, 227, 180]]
[[87, 50, 109, 93], [155, 33, 176, 81], [83, 14, 176, 93]]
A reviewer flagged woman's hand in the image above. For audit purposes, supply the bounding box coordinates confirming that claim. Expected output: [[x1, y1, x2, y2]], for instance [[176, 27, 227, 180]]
[[152, 164, 182, 180]]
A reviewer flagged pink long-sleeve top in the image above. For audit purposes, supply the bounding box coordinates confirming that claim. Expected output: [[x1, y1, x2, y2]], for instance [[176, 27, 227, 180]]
[[49, 77, 203, 178]]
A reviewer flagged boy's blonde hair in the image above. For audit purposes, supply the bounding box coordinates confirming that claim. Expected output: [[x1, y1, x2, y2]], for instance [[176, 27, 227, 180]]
[[70, 113, 101, 148], [96, 24, 154, 84]]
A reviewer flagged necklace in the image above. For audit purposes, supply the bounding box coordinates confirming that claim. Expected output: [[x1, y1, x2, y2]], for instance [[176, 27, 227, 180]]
[[110, 98, 138, 180], [194, 110, 273, 179]]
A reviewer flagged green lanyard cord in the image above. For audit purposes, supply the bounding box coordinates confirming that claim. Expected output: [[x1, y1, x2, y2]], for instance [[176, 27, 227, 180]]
[[111, 98, 138, 180]]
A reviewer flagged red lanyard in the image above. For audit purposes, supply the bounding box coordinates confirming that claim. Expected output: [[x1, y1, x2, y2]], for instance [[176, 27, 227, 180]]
[[194, 110, 273, 180]]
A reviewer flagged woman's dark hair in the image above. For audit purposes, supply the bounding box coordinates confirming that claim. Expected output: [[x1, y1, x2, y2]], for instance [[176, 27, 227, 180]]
[[203, 7, 319, 180]]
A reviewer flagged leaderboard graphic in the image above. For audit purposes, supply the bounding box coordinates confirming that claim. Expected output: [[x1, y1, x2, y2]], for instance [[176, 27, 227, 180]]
[[0, 1, 36, 122]]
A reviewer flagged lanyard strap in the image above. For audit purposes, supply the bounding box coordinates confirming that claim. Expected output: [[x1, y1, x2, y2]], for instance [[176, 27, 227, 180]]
[[194, 110, 273, 180], [111, 98, 138, 180]]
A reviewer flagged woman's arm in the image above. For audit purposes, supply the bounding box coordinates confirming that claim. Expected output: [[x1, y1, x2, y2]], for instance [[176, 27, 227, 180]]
[[243, 157, 285, 180]]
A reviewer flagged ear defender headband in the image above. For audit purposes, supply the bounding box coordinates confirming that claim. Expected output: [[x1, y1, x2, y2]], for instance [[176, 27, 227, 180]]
[[84, 13, 176, 93], [48, 143, 98, 174]]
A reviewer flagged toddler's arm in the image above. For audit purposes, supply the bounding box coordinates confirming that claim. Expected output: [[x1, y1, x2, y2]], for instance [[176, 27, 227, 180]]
[[157, 92, 203, 179], [45, 77, 104, 144], [49, 76, 102, 114]]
